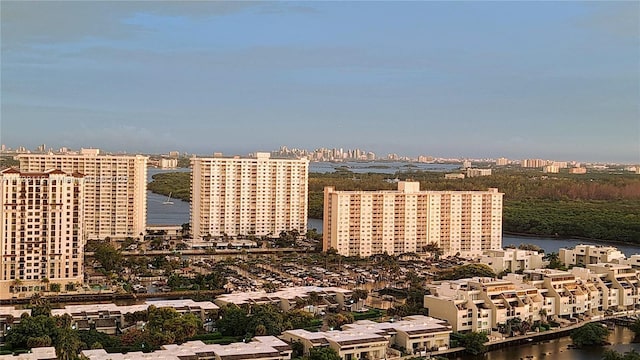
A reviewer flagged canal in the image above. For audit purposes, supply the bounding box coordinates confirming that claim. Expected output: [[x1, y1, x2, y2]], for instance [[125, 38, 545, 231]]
[[454, 325, 639, 360]]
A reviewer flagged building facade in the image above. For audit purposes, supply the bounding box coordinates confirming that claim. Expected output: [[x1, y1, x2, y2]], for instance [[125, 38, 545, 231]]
[[282, 315, 451, 359], [191, 153, 308, 238], [560, 245, 625, 267], [16, 149, 147, 240], [466, 168, 492, 177], [480, 249, 545, 274], [323, 182, 503, 258], [0, 169, 84, 298]]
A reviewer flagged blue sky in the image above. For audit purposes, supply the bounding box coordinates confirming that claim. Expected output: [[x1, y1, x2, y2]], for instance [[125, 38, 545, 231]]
[[1, 1, 638, 163]]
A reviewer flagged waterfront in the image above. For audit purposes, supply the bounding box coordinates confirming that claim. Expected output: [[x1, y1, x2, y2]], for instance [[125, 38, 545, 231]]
[[456, 325, 640, 360], [309, 161, 460, 174]]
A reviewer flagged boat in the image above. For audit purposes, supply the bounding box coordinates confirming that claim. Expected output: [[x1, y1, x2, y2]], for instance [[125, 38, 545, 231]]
[[163, 192, 174, 205]]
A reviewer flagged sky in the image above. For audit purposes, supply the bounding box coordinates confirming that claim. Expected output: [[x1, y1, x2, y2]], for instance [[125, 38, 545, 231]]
[[1, 1, 639, 163]]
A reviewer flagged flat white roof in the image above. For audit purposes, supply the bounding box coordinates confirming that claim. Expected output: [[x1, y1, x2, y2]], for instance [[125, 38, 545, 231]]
[[51, 299, 218, 317], [83, 336, 288, 360]]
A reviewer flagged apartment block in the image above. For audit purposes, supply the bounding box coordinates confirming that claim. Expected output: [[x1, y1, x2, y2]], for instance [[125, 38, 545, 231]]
[[323, 182, 503, 258], [495, 158, 509, 166], [0, 169, 84, 299], [560, 245, 625, 267], [480, 249, 545, 274], [542, 165, 559, 173], [466, 168, 492, 177], [521, 269, 598, 319], [191, 153, 308, 238], [49, 299, 219, 334], [83, 336, 292, 360], [16, 149, 147, 240], [521, 159, 548, 168], [282, 316, 451, 359], [214, 286, 352, 313], [569, 167, 587, 174], [585, 263, 640, 311], [425, 277, 544, 333], [616, 254, 640, 269]]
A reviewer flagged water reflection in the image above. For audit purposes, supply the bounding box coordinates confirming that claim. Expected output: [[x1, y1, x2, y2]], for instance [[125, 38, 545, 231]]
[[455, 326, 639, 360]]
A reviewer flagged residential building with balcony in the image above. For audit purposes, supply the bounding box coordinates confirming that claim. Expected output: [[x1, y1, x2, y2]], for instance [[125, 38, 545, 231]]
[[560, 245, 625, 267], [0, 168, 84, 299], [282, 315, 451, 359], [83, 336, 292, 360], [586, 263, 640, 311], [480, 249, 545, 274], [323, 182, 503, 258], [16, 149, 147, 240], [191, 153, 308, 238]]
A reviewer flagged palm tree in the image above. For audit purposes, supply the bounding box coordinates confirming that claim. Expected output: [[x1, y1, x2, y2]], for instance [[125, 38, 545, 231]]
[[41, 277, 50, 292], [12, 279, 22, 294]]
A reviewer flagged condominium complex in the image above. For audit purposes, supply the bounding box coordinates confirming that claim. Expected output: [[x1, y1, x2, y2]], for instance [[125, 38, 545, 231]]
[[282, 315, 451, 359], [424, 262, 640, 334], [191, 153, 308, 238], [559, 244, 625, 267], [0, 169, 84, 298], [480, 248, 545, 274], [323, 182, 503, 258], [83, 336, 292, 360], [16, 149, 147, 240], [466, 168, 492, 177]]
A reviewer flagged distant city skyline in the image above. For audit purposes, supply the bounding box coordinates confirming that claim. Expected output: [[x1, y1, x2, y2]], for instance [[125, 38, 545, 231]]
[[1, 2, 638, 163]]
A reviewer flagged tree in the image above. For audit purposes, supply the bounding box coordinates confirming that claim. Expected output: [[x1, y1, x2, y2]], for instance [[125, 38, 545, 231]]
[[459, 331, 488, 355], [93, 243, 122, 272], [352, 289, 369, 303], [55, 328, 82, 360], [29, 294, 52, 317], [448, 263, 496, 280], [246, 305, 285, 336], [570, 323, 609, 348], [629, 318, 640, 341], [216, 304, 249, 337], [422, 242, 443, 259], [325, 313, 353, 330], [602, 350, 640, 360], [4, 315, 58, 350], [291, 340, 304, 358], [308, 347, 340, 360], [544, 252, 564, 270], [163, 313, 202, 344], [518, 243, 543, 252]]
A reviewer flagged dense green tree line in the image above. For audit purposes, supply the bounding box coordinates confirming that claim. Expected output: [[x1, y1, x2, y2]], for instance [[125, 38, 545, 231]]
[[148, 169, 640, 243], [147, 172, 191, 202], [215, 304, 317, 337]]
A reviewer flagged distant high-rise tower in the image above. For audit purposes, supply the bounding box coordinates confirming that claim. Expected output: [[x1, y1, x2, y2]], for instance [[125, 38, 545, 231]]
[[191, 153, 308, 238], [16, 149, 147, 240], [0, 168, 85, 298]]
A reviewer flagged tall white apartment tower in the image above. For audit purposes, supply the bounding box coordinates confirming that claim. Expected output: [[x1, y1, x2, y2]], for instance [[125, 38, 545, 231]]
[[0, 168, 84, 298], [323, 182, 503, 258], [191, 153, 309, 238], [16, 149, 147, 240]]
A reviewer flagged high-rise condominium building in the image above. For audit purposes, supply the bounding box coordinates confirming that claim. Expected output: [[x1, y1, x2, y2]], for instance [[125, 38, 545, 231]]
[[16, 149, 147, 240], [191, 153, 308, 238], [323, 182, 503, 258], [0, 169, 84, 298]]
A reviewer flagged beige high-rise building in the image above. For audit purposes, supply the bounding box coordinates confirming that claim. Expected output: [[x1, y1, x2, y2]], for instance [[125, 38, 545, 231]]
[[0, 168, 84, 298], [16, 149, 147, 240], [323, 182, 503, 258], [191, 153, 308, 238]]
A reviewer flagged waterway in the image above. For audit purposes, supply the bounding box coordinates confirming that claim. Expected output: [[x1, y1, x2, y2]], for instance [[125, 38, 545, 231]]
[[309, 161, 460, 174], [455, 325, 639, 360], [146, 168, 640, 257]]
